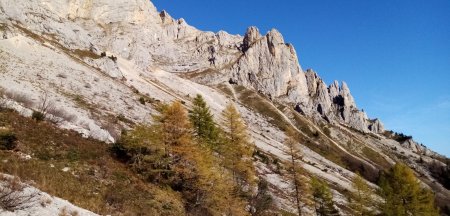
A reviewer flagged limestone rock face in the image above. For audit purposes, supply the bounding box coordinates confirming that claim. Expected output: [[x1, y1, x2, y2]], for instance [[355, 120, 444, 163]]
[[0, 0, 384, 134], [42, 0, 161, 25], [369, 119, 384, 134], [301, 70, 382, 132], [242, 26, 261, 52], [228, 27, 309, 104]]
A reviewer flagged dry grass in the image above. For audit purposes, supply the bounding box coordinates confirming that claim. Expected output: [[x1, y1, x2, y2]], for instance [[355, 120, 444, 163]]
[[215, 84, 234, 98], [0, 110, 185, 215], [72, 49, 102, 60], [361, 146, 391, 169], [235, 86, 290, 131]]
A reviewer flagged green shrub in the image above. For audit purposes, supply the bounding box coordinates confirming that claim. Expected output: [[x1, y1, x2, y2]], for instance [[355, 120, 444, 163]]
[[32, 111, 45, 121], [0, 130, 17, 150]]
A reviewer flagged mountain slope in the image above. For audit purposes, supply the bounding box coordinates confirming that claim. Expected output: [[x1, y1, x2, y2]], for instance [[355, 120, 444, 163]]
[[0, 0, 449, 215]]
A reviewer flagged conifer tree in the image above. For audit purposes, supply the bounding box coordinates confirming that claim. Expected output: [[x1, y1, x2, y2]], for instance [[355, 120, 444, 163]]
[[221, 103, 256, 191], [285, 127, 311, 216], [115, 124, 167, 177], [311, 177, 340, 216], [349, 173, 376, 216], [379, 163, 439, 216], [189, 94, 219, 147]]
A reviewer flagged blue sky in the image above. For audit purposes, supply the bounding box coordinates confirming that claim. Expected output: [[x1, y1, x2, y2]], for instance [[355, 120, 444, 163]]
[[152, 0, 450, 156]]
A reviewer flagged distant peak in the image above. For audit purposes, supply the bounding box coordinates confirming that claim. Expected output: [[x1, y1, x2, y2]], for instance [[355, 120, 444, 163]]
[[242, 26, 261, 52], [267, 28, 284, 44]]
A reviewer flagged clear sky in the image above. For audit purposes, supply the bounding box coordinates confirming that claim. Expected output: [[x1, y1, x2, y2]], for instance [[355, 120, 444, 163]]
[[152, 0, 450, 156]]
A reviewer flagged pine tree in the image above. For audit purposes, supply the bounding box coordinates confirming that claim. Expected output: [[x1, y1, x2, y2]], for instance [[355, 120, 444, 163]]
[[311, 177, 340, 216], [221, 103, 256, 192], [379, 163, 439, 216], [189, 94, 219, 148], [285, 127, 311, 216], [349, 173, 376, 216]]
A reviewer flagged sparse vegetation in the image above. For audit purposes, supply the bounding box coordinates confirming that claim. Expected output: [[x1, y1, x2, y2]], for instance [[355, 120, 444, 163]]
[[0, 174, 38, 212], [34, 91, 56, 121], [349, 174, 377, 216], [0, 109, 185, 215], [236, 86, 290, 131], [311, 177, 339, 216], [383, 130, 413, 143], [285, 127, 311, 216]]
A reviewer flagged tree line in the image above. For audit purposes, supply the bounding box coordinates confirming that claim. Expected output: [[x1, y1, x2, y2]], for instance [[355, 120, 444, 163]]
[[113, 94, 440, 216]]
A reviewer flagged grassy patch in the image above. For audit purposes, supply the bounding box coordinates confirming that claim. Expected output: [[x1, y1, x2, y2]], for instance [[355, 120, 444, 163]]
[[216, 84, 234, 98], [181, 68, 220, 80], [0, 110, 184, 215], [291, 111, 316, 138], [361, 146, 391, 169], [235, 86, 290, 131], [72, 49, 102, 60]]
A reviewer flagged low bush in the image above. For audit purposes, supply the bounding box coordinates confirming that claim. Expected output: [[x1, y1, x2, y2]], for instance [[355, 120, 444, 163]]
[[0, 129, 17, 150], [32, 111, 45, 122], [139, 97, 146, 105]]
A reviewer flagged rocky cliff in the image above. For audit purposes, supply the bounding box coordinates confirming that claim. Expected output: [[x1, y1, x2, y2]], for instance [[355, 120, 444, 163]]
[[0, 0, 448, 215]]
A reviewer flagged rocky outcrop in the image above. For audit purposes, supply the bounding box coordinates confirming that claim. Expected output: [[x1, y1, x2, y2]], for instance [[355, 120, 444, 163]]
[[301, 70, 383, 132], [220, 26, 384, 133], [401, 139, 435, 156], [228, 27, 309, 104], [368, 119, 384, 134]]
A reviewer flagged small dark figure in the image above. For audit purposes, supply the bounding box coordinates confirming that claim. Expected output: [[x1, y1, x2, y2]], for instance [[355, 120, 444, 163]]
[[101, 52, 106, 57], [208, 56, 216, 66], [109, 55, 117, 63]]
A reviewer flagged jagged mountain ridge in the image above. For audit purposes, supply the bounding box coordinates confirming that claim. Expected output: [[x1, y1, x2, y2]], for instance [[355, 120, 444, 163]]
[[1, 0, 382, 133], [0, 0, 449, 215]]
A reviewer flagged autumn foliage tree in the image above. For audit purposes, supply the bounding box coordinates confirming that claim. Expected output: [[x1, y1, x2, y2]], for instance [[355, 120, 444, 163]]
[[379, 163, 439, 216], [285, 127, 311, 216], [349, 173, 376, 216], [115, 101, 248, 215], [221, 103, 256, 194]]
